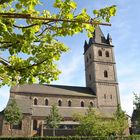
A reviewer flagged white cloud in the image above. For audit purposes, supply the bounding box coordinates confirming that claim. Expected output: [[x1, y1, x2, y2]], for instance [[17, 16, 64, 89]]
[[121, 92, 133, 116], [119, 80, 140, 116], [53, 52, 84, 85], [0, 86, 10, 111]]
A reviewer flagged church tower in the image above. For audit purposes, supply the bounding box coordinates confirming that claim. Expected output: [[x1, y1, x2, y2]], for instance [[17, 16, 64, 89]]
[[84, 26, 120, 111]]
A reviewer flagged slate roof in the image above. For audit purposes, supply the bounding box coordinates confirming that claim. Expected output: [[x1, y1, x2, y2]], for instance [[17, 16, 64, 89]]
[[2, 98, 32, 114], [8, 84, 97, 117], [10, 84, 95, 97]]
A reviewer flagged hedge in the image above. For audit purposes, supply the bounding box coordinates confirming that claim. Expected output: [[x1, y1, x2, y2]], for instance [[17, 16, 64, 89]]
[[0, 136, 140, 140]]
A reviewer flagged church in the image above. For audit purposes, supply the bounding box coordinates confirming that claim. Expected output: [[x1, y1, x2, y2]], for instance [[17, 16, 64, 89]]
[[0, 26, 120, 136]]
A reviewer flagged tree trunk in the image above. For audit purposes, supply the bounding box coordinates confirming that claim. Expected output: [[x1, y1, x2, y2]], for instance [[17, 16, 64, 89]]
[[53, 127, 55, 136]]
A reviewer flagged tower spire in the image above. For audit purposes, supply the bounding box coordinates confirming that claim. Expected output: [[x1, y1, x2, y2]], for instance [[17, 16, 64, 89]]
[[107, 33, 112, 45], [89, 26, 107, 45], [83, 27, 120, 110]]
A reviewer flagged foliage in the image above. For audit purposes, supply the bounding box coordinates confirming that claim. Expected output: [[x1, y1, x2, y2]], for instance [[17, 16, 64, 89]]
[[4, 99, 22, 135], [133, 93, 140, 127], [46, 104, 62, 136], [2, 136, 140, 140], [133, 93, 140, 110], [75, 107, 115, 137], [0, 0, 116, 87], [74, 105, 128, 137], [113, 104, 128, 136]]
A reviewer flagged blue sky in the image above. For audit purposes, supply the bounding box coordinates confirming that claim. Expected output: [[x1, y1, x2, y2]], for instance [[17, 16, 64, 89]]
[[0, 0, 140, 116]]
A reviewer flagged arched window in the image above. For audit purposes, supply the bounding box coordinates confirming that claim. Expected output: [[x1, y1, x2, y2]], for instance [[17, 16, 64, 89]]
[[98, 50, 102, 56], [81, 101, 84, 107], [33, 120, 38, 130], [104, 70, 108, 78], [58, 100, 62, 106], [45, 99, 48, 106], [68, 100, 72, 107], [34, 98, 38, 105], [105, 51, 109, 57], [90, 101, 94, 107]]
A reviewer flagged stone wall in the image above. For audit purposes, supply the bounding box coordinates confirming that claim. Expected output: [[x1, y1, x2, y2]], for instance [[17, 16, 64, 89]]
[[43, 128, 76, 136], [1, 114, 31, 137], [84, 43, 119, 109], [14, 93, 96, 108], [0, 115, 3, 136], [96, 83, 118, 107]]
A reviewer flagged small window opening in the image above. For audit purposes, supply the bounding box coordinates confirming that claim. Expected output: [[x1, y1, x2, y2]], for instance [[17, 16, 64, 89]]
[[105, 51, 109, 57], [45, 99, 48, 106], [34, 98, 38, 105], [104, 70, 108, 78], [68, 100, 72, 107], [58, 100, 62, 106], [90, 102, 94, 107], [98, 50, 102, 56], [81, 101, 84, 107]]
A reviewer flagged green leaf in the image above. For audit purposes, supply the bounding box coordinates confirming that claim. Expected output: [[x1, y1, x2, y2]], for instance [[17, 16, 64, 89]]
[[66, 13, 73, 19], [0, 1, 117, 87], [110, 6, 117, 16], [87, 32, 93, 38], [70, 1, 77, 9], [15, 3, 22, 9], [93, 10, 99, 15]]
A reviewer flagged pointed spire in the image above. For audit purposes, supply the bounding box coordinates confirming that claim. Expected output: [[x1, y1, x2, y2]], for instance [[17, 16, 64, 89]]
[[84, 40, 88, 46], [84, 40, 89, 53], [92, 26, 107, 44], [107, 33, 112, 45], [89, 26, 107, 44]]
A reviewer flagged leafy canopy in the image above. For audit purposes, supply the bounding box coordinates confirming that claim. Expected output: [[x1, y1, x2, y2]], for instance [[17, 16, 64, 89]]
[[74, 105, 128, 136], [0, 0, 116, 87], [133, 93, 140, 126], [74, 106, 115, 136], [133, 93, 140, 110], [46, 104, 62, 129], [4, 99, 22, 125], [113, 104, 128, 136]]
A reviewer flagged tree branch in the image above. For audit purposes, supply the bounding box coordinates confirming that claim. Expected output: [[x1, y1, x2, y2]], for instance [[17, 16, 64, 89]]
[[0, 13, 111, 26], [0, 43, 13, 49], [13, 21, 54, 29], [13, 23, 39, 29], [0, 57, 10, 66], [11, 57, 49, 73]]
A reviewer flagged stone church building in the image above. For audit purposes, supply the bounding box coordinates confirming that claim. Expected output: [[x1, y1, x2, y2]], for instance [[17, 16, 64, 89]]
[[0, 26, 120, 136]]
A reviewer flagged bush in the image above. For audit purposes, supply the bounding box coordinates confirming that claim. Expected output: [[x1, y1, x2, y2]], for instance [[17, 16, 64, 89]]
[[0, 136, 140, 140]]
